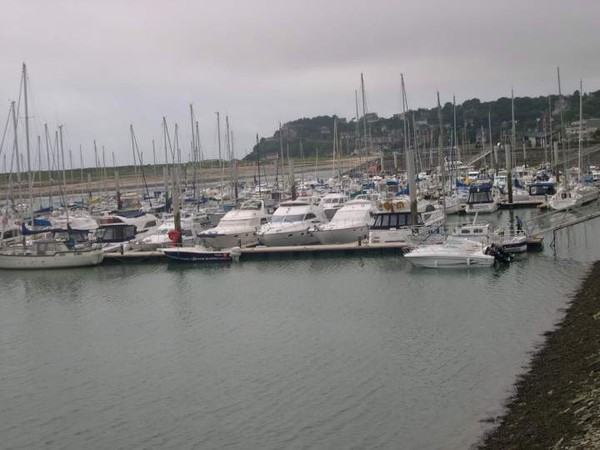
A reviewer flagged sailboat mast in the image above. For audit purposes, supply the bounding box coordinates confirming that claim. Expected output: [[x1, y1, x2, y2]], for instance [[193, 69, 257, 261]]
[[437, 91, 447, 217], [22, 64, 35, 224], [507, 88, 514, 204], [557, 67, 566, 184], [402, 74, 417, 225], [360, 73, 368, 157], [578, 80, 583, 182], [355, 90, 361, 169], [256, 133, 262, 198], [9, 102, 24, 210], [59, 125, 69, 224], [216, 112, 223, 203]]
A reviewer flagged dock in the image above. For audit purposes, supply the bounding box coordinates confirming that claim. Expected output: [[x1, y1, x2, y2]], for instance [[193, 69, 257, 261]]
[[102, 238, 548, 263], [103, 242, 412, 263]]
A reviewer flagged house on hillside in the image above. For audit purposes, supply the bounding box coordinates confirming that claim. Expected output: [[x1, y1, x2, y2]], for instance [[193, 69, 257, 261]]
[[565, 118, 600, 140]]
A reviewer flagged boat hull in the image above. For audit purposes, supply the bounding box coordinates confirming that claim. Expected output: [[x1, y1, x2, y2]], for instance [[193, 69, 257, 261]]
[[313, 225, 369, 245], [0, 249, 104, 269], [160, 246, 241, 262], [405, 253, 495, 268], [199, 230, 258, 250], [258, 227, 319, 247]]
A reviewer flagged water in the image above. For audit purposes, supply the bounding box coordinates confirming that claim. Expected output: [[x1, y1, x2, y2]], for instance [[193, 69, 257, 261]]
[[1, 208, 600, 449]]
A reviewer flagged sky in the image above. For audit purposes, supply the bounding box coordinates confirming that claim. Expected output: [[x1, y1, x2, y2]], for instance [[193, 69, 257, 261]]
[[1, 0, 599, 171]]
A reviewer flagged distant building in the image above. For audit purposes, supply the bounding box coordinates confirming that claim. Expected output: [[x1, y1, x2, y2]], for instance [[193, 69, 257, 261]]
[[565, 118, 600, 139]]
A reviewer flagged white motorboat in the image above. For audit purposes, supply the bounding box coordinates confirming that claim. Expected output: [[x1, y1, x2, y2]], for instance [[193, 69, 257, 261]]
[[450, 219, 529, 253], [135, 218, 196, 250], [94, 223, 139, 253], [319, 192, 349, 220], [404, 238, 508, 268], [312, 198, 376, 245], [199, 199, 269, 249], [257, 199, 328, 246], [95, 210, 160, 234], [0, 239, 104, 269]]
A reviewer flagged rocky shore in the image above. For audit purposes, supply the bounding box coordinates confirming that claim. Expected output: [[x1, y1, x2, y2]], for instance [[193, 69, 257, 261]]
[[478, 261, 600, 449]]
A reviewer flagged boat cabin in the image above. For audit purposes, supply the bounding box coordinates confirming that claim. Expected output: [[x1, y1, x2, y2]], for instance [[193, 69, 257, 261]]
[[95, 224, 137, 243], [31, 239, 71, 256], [528, 182, 556, 197], [371, 211, 424, 229], [467, 184, 495, 204]]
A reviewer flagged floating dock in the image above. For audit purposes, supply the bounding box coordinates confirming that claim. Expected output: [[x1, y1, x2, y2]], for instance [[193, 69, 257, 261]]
[[103, 242, 412, 263], [102, 238, 544, 263]]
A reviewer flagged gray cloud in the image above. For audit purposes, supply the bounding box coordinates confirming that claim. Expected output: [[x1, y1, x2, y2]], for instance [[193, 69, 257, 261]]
[[1, 0, 599, 169]]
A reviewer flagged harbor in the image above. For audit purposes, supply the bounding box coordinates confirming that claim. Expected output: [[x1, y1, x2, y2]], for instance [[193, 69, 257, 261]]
[[1, 209, 599, 449]]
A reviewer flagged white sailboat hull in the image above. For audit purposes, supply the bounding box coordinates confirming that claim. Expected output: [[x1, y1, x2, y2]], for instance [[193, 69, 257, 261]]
[[0, 248, 104, 269]]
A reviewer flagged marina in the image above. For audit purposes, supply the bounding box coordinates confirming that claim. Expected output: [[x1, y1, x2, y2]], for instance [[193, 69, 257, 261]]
[[1, 56, 600, 449], [1, 207, 600, 449]]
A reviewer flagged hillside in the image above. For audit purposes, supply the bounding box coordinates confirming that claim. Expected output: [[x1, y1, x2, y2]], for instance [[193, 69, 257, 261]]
[[244, 90, 600, 162]]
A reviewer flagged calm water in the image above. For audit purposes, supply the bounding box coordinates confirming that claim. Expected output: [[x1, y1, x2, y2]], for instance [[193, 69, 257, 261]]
[[1, 207, 600, 450]]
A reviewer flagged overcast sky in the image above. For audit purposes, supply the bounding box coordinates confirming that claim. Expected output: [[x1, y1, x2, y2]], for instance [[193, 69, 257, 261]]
[[1, 0, 599, 170]]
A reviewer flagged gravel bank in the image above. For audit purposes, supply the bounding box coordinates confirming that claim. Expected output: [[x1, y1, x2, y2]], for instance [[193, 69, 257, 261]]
[[478, 261, 600, 449]]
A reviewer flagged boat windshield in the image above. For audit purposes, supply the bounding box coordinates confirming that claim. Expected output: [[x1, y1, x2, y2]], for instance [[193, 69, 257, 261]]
[[468, 191, 493, 203], [270, 214, 306, 223]]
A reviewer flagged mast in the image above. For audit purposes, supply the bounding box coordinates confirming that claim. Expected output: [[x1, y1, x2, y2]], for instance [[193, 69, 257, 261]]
[[11, 101, 23, 207], [23, 64, 34, 226], [216, 112, 223, 204], [452, 95, 458, 168], [256, 134, 261, 197], [189, 104, 196, 199], [44, 124, 53, 207], [276, 122, 282, 192], [355, 90, 361, 169], [402, 74, 417, 225], [437, 91, 446, 217], [578, 80, 583, 182], [360, 73, 368, 157], [557, 67, 565, 185], [507, 88, 514, 204], [59, 125, 69, 225]]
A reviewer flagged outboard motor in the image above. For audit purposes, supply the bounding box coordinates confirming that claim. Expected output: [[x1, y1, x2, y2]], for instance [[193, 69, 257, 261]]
[[485, 243, 513, 264]]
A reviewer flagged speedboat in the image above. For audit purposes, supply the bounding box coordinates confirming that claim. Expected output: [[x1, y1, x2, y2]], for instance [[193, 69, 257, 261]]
[[199, 199, 269, 249], [404, 238, 509, 268], [257, 198, 328, 246], [450, 219, 529, 253], [312, 198, 376, 245], [159, 245, 241, 262]]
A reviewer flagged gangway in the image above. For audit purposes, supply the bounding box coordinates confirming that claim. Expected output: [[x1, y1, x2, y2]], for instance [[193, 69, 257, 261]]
[[520, 202, 600, 248]]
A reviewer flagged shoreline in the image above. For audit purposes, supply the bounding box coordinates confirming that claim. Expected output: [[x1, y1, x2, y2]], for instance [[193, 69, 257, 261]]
[[478, 260, 600, 448]]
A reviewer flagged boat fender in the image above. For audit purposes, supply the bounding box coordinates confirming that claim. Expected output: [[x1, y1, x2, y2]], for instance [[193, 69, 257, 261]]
[[168, 229, 182, 246]]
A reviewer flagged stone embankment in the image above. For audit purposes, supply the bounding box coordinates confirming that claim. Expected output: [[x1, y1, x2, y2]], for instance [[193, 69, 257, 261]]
[[478, 261, 600, 449]]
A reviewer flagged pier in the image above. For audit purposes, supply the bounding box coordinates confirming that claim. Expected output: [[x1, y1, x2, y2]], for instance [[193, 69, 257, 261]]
[[103, 242, 412, 263]]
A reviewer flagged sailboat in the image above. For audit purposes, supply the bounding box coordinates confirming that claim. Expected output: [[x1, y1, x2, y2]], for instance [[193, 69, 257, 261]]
[[0, 64, 104, 270], [548, 76, 599, 211]]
